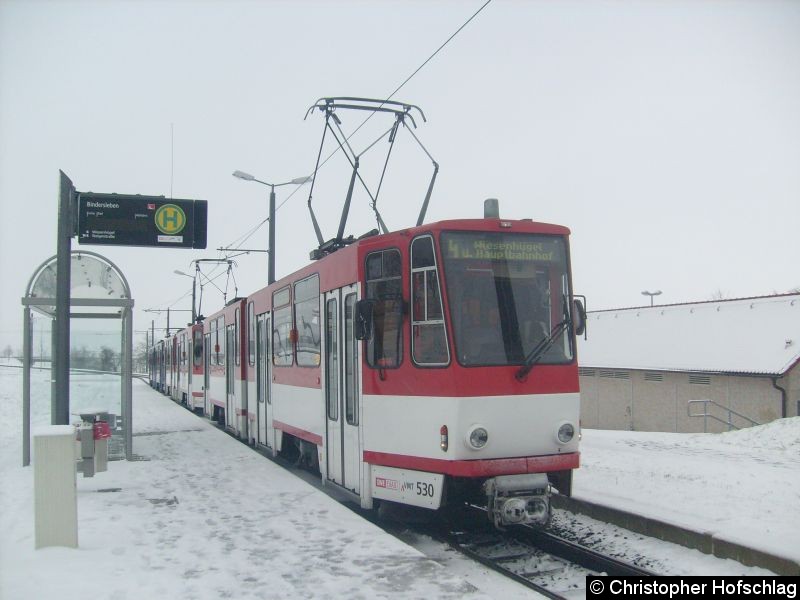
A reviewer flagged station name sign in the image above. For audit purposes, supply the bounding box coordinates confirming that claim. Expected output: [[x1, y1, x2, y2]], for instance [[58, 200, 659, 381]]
[[77, 193, 207, 249]]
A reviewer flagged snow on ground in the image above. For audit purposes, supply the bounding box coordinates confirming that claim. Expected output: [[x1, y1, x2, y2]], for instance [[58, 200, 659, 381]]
[[573, 423, 800, 563], [1, 367, 798, 600], [0, 368, 529, 600]]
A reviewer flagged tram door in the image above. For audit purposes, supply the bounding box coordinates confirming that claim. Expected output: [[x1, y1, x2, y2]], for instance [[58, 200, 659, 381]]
[[256, 314, 273, 449], [225, 325, 235, 429], [165, 339, 172, 395], [203, 333, 211, 416], [324, 286, 360, 494], [175, 337, 181, 401]]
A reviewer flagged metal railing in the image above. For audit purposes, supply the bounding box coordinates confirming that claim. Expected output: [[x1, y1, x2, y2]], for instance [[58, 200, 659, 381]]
[[687, 399, 760, 432]]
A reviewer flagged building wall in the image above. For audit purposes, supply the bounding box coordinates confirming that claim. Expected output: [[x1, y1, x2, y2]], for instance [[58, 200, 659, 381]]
[[783, 363, 799, 418], [578, 366, 791, 433]]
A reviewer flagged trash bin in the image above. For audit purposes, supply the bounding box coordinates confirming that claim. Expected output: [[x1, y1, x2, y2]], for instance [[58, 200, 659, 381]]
[[93, 421, 111, 473], [76, 422, 95, 478], [75, 412, 112, 477]]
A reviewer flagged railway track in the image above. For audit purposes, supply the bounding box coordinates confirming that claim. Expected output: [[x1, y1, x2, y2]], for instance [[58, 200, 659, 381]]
[[402, 505, 657, 599], [209, 413, 657, 597]]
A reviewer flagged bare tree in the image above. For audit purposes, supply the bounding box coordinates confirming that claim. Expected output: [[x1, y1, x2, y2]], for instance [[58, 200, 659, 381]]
[[133, 340, 149, 374], [99, 346, 119, 372]]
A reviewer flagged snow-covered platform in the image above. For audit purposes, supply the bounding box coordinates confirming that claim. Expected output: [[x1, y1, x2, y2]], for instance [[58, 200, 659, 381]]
[[3, 368, 798, 597], [2, 375, 504, 600], [571, 424, 800, 573]]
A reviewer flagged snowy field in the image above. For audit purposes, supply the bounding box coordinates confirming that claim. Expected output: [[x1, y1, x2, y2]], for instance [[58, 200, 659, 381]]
[[1, 364, 797, 599], [573, 422, 800, 565]]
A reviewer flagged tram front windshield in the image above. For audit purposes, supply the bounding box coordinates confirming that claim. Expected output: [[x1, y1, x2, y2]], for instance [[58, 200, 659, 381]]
[[440, 231, 574, 367]]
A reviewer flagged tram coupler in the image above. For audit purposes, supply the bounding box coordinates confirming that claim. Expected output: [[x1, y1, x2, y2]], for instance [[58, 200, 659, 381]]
[[485, 473, 550, 528]]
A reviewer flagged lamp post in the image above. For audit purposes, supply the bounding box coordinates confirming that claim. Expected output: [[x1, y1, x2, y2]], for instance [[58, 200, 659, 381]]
[[174, 269, 197, 323], [641, 290, 662, 307], [232, 170, 311, 285]]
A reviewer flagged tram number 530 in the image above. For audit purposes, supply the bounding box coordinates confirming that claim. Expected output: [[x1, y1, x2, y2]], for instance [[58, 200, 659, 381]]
[[416, 482, 434, 497]]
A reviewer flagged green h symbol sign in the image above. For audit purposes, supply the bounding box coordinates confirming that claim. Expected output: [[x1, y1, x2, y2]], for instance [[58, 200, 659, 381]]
[[155, 204, 186, 235]]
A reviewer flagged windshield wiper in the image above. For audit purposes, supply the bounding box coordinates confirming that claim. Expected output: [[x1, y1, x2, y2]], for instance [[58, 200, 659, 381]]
[[515, 296, 571, 382]]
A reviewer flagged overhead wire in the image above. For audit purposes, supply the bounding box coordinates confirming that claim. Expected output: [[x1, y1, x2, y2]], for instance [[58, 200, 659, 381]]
[[148, 4, 493, 340], [219, 0, 493, 256], [145, 262, 232, 334]]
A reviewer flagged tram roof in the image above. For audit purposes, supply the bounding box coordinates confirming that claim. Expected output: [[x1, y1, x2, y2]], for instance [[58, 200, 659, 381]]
[[578, 293, 800, 377]]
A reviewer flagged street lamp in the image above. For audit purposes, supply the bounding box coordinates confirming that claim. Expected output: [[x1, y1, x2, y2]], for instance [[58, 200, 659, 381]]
[[232, 170, 312, 285], [174, 269, 197, 324], [641, 290, 662, 307]]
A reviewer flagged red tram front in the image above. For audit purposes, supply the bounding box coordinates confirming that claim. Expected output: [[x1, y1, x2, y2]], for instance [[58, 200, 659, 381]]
[[353, 217, 581, 526], [198, 213, 583, 528]]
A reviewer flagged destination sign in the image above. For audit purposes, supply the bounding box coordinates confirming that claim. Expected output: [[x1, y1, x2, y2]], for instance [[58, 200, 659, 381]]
[[77, 193, 207, 249], [442, 233, 564, 262]]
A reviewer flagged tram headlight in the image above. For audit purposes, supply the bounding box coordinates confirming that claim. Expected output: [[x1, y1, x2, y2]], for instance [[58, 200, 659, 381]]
[[466, 425, 489, 450], [556, 422, 575, 445]]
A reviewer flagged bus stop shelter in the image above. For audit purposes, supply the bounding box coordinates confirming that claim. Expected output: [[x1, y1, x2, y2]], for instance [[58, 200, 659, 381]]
[[21, 250, 134, 466]]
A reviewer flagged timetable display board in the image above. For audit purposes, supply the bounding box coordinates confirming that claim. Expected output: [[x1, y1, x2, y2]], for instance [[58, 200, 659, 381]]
[[77, 193, 207, 249]]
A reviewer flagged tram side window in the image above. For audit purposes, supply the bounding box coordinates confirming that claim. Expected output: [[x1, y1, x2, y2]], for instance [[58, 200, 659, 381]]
[[411, 236, 449, 366], [272, 287, 293, 366], [294, 275, 321, 367], [365, 249, 403, 369], [217, 316, 225, 366], [344, 293, 358, 425], [209, 320, 217, 366], [235, 308, 241, 366], [248, 302, 255, 366], [193, 328, 203, 367]]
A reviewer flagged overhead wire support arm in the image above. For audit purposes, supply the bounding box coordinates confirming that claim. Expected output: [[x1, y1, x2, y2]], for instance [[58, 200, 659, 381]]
[[405, 126, 440, 227], [328, 114, 396, 239], [325, 113, 361, 247], [215, 248, 268, 256], [372, 116, 402, 234], [304, 97, 426, 129], [303, 96, 436, 256], [306, 111, 331, 247]]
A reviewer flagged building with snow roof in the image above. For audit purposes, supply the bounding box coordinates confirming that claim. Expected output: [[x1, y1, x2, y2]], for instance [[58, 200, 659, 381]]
[[577, 293, 800, 433]]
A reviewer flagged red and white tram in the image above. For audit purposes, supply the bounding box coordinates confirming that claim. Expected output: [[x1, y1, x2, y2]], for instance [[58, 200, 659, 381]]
[[148, 338, 166, 393], [155, 210, 584, 527], [169, 323, 205, 411], [200, 298, 247, 429], [149, 97, 585, 527]]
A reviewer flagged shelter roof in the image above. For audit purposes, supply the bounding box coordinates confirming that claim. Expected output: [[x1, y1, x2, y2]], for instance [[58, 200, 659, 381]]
[[577, 293, 800, 377], [23, 251, 132, 318]]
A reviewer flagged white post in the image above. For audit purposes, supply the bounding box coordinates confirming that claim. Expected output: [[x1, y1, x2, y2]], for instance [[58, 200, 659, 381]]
[[34, 425, 78, 549]]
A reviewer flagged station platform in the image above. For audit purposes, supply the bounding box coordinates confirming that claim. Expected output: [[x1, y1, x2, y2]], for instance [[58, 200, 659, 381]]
[[1, 376, 530, 600]]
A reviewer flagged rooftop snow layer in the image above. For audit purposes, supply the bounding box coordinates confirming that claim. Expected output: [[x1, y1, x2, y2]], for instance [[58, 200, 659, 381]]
[[577, 293, 800, 375]]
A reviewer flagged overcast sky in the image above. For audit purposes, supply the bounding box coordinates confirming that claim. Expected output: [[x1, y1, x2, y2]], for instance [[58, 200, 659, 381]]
[[1, 0, 798, 352]]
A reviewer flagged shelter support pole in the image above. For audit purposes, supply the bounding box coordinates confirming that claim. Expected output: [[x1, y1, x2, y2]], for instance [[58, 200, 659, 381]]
[[123, 307, 133, 459], [50, 320, 56, 423], [54, 171, 73, 425], [22, 308, 31, 467]]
